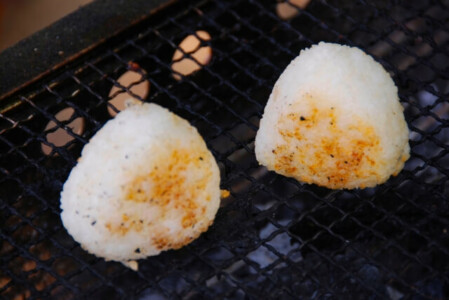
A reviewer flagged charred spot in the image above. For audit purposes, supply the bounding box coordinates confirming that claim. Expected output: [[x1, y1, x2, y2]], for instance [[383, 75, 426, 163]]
[[199, 156, 203, 161], [272, 149, 276, 154], [134, 248, 141, 253], [276, 95, 382, 189], [91, 221, 96, 226]]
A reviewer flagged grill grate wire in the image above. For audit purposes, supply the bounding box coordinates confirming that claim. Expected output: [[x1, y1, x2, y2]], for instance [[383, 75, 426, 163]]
[[1, 0, 449, 298]]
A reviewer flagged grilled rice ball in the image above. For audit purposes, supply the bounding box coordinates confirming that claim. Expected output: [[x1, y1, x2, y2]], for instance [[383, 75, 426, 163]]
[[60, 102, 220, 270], [255, 42, 410, 189]]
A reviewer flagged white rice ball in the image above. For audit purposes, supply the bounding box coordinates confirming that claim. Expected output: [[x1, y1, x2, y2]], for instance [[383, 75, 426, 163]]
[[60, 102, 220, 269], [255, 42, 410, 189]]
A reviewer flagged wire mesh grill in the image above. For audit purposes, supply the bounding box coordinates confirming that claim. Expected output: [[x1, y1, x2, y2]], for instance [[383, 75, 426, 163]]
[[1, 0, 449, 298]]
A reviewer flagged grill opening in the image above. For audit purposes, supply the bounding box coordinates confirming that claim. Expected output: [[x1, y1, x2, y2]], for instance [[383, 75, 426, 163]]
[[1, 0, 449, 299], [107, 63, 150, 116], [171, 30, 213, 80]]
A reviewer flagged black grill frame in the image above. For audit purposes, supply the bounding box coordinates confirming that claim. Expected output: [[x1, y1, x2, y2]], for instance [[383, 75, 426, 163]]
[[1, 0, 449, 299]]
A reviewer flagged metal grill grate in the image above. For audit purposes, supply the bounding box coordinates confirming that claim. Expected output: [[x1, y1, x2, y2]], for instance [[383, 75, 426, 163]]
[[1, 0, 449, 298]]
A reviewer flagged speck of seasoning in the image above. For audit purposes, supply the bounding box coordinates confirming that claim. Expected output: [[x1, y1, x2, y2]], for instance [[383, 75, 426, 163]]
[[139, 219, 143, 223], [125, 155, 129, 159], [272, 149, 276, 154], [121, 223, 124, 226], [199, 156, 203, 161], [91, 221, 96, 226], [137, 189, 142, 193], [330, 154, 334, 158], [220, 189, 230, 198], [330, 122, 334, 125], [75, 210, 79, 215], [327, 177, 330, 180], [300, 116, 306, 121], [134, 248, 141, 253], [331, 107, 334, 110], [344, 161, 348, 164]]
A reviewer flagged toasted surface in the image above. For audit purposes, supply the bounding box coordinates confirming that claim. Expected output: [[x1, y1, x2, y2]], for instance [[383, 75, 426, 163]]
[[255, 42, 410, 189], [60, 102, 220, 267]]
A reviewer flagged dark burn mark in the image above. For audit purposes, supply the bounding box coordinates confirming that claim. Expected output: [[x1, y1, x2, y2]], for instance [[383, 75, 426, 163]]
[[344, 161, 348, 164], [330, 154, 334, 158], [199, 156, 203, 161], [300, 116, 306, 121], [135, 248, 141, 253]]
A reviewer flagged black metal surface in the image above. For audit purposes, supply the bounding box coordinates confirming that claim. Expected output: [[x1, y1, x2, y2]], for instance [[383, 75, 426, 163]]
[[1, 0, 449, 299], [0, 0, 171, 99]]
